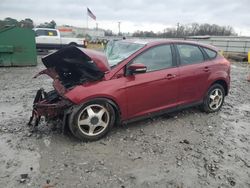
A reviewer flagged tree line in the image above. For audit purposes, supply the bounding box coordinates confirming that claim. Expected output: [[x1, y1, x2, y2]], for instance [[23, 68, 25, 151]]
[[0, 17, 56, 29], [0, 17, 237, 37], [132, 23, 236, 38]]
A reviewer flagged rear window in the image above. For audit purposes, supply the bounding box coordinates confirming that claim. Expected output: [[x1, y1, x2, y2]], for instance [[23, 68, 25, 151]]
[[35, 29, 58, 36], [203, 48, 217, 59]]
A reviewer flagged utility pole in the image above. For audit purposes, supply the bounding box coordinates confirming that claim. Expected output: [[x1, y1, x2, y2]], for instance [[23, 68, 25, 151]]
[[86, 9, 88, 29], [177, 22, 180, 37], [118, 22, 121, 36]]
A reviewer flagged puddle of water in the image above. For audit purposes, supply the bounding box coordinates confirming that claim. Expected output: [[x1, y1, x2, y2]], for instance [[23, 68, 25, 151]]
[[0, 102, 23, 114], [0, 102, 24, 121], [0, 135, 40, 186], [43, 138, 51, 147], [237, 104, 250, 112]]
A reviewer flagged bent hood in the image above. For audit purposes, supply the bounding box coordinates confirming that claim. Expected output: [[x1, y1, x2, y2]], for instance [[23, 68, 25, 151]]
[[41, 46, 110, 88], [42, 46, 110, 72]]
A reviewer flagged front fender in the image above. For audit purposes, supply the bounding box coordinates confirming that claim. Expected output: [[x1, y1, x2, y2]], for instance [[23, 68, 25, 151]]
[[64, 82, 127, 120]]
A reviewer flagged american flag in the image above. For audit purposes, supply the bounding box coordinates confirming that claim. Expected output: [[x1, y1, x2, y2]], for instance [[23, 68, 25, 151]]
[[87, 8, 96, 20]]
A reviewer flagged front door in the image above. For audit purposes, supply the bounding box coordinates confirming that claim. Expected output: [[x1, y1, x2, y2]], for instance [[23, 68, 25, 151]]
[[125, 44, 180, 119]]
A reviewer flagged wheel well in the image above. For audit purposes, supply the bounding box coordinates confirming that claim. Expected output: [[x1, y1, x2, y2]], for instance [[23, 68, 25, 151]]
[[103, 98, 121, 124], [212, 80, 228, 95], [63, 97, 121, 133]]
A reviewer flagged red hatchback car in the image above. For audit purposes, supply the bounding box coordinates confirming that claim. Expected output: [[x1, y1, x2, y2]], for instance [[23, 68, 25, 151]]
[[29, 40, 230, 141]]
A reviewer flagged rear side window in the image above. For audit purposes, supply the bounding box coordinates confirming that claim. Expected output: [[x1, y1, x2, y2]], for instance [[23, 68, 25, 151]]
[[176, 44, 204, 65], [203, 48, 217, 59], [132, 45, 173, 72], [45, 30, 58, 36]]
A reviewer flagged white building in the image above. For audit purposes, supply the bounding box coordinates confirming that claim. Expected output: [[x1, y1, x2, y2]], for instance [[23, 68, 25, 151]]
[[57, 26, 105, 38]]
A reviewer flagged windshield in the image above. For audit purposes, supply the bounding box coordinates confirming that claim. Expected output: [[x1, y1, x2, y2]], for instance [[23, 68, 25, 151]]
[[105, 40, 145, 68]]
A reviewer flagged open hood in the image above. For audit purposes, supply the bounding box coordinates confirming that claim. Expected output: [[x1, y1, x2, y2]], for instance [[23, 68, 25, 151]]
[[41, 46, 110, 88]]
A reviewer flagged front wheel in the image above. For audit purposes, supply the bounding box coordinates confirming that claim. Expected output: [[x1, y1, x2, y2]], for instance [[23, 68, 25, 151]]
[[68, 100, 115, 141], [202, 84, 225, 113]]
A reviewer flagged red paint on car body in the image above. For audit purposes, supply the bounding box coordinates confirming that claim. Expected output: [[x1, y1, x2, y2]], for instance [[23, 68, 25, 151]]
[[34, 40, 230, 124]]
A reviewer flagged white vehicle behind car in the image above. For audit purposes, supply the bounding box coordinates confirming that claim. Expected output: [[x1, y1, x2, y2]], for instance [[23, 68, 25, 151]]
[[33, 28, 87, 49]]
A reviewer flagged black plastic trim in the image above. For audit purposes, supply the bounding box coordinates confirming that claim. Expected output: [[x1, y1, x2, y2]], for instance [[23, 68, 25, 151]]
[[123, 100, 203, 125]]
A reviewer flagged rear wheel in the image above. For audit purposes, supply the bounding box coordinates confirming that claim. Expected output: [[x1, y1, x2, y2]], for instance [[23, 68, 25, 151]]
[[68, 100, 115, 141], [202, 84, 225, 113]]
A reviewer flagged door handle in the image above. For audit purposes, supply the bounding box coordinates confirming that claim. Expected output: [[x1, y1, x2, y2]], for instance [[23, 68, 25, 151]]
[[203, 67, 210, 72], [165, 74, 176, 79]]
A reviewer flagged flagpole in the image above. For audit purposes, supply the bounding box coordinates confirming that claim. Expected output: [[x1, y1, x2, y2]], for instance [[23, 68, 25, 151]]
[[86, 8, 88, 29]]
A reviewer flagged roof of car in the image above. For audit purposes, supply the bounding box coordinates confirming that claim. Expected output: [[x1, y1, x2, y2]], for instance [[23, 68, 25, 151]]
[[33, 28, 57, 31], [121, 39, 218, 51]]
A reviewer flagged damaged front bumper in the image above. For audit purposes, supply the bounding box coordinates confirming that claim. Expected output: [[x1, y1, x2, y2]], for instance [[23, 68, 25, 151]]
[[28, 46, 108, 131], [28, 88, 72, 129]]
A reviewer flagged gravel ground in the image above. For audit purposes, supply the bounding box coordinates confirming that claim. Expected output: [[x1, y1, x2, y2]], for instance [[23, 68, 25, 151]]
[[0, 58, 249, 188]]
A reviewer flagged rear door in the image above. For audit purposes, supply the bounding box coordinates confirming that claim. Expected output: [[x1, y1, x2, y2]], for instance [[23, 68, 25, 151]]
[[125, 44, 180, 119], [175, 43, 212, 104]]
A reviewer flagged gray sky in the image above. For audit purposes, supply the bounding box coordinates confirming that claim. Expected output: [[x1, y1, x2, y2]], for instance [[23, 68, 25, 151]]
[[1, 0, 250, 35]]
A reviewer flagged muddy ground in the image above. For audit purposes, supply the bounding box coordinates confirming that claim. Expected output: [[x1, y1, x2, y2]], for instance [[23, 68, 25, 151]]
[[0, 57, 249, 188]]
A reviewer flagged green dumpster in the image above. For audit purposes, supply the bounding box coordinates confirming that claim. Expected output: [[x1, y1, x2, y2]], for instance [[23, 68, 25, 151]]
[[0, 26, 37, 66]]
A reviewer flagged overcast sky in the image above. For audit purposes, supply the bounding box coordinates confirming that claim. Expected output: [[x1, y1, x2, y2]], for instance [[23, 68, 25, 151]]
[[1, 0, 250, 35]]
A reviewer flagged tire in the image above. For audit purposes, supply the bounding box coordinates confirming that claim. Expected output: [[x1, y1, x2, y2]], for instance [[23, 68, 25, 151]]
[[202, 84, 225, 113], [68, 100, 115, 141]]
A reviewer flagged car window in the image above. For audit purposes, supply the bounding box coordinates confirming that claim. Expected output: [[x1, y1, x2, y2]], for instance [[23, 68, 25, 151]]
[[35, 30, 57, 36], [105, 41, 145, 68], [203, 48, 217, 59], [176, 44, 204, 65], [131, 45, 173, 72], [35, 29, 46, 36], [45, 30, 58, 36]]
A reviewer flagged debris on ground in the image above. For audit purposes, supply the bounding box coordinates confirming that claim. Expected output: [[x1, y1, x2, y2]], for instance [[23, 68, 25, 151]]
[[19, 173, 29, 183], [42, 180, 55, 188], [0, 59, 249, 187], [180, 139, 190, 144]]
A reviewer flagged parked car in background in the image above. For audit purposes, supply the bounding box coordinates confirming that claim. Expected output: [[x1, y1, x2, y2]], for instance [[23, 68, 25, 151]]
[[33, 28, 87, 49], [29, 39, 231, 141]]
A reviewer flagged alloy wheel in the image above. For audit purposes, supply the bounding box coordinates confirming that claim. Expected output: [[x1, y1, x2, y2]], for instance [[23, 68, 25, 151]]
[[208, 88, 223, 110], [77, 104, 110, 136]]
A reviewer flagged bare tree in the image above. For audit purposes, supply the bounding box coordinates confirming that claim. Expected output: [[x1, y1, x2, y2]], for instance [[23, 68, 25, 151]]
[[133, 23, 236, 38]]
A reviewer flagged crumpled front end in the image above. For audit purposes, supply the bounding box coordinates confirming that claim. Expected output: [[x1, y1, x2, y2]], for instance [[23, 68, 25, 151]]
[[28, 88, 72, 129], [28, 46, 109, 130]]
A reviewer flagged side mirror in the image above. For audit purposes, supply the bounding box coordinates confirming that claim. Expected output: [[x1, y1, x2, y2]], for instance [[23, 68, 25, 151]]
[[128, 63, 147, 74]]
